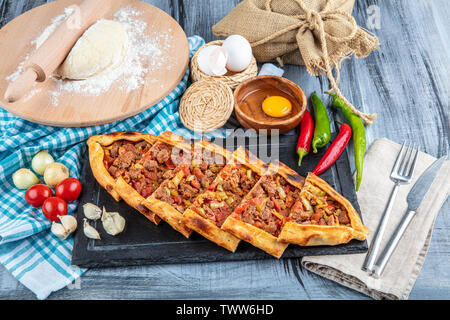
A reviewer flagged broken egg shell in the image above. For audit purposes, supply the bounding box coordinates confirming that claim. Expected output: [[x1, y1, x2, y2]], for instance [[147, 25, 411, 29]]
[[197, 45, 228, 76], [208, 46, 228, 76]]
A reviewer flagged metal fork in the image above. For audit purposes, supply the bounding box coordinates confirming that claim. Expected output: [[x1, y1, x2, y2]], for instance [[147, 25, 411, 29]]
[[362, 141, 420, 273]]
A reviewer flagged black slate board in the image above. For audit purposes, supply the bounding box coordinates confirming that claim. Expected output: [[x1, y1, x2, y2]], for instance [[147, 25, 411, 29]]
[[72, 130, 368, 268]]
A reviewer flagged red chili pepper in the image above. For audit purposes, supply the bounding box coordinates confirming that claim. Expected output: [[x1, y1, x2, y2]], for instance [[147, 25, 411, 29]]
[[312, 123, 352, 175], [296, 109, 314, 166]]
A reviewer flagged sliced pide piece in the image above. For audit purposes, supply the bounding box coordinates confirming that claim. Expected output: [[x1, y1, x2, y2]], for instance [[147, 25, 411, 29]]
[[143, 139, 231, 238], [87, 131, 191, 225], [87, 131, 157, 202], [221, 162, 305, 258], [183, 147, 267, 252], [114, 177, 161, 225], [278, 173, 369, 246], [134, 140, 189, 193]]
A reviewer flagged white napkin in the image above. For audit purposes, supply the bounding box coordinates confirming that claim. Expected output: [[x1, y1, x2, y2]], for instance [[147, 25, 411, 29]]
[[302, 138, 450, 300]]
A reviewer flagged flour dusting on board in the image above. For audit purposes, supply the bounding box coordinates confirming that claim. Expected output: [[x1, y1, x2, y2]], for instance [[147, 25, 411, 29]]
[[32, 6, 76, 48], [6, 6, 174, 106]]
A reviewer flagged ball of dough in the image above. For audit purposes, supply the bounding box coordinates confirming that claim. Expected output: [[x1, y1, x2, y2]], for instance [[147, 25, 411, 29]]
[[57, 20, 128, 80]]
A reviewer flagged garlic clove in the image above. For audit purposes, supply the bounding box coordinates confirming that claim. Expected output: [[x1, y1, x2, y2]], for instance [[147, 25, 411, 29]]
[[83, 218, 101, 239], [58, 215, 77, 234], [51, 222, 70, 240], [101, 207, 125, 236], [83, 203, 102, 220]]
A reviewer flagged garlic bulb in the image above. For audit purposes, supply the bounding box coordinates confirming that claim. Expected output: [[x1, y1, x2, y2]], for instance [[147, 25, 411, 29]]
[[83, 203, 102, 220], [50, 215, 77, 240], [101, 207, 125, 236], [83, 218, 101, 239]]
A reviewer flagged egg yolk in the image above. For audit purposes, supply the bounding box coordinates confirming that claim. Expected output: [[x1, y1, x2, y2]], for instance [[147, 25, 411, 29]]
[[262, 96, 292, 118]]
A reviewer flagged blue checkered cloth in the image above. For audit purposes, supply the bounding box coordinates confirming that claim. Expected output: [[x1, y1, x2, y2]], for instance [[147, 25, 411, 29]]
[[0, 35, 228, 299]]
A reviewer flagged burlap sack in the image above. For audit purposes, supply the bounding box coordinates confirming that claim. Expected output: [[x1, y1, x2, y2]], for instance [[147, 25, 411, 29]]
[[212, 0, 380, 124]]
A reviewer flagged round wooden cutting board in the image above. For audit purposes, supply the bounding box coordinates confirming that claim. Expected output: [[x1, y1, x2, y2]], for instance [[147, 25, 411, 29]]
[[0, 0, 189, 127]]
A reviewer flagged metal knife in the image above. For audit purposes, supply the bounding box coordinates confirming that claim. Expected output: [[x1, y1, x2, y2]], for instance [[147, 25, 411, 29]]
[[371, 155, 447, 278]]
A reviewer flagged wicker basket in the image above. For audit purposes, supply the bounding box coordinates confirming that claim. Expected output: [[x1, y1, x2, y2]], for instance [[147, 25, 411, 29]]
[[190, 40, 258, 90], [179, 79, 234, 133]]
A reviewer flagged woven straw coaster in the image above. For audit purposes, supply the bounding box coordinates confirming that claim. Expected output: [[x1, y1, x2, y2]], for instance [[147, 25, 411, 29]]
[[179, 79, 234, 133]]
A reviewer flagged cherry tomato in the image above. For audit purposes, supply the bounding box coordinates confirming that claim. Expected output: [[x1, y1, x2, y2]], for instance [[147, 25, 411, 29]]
[[55, 178, 82, 203], [25, 184, 53, 208], [42, 197, 68, 222]]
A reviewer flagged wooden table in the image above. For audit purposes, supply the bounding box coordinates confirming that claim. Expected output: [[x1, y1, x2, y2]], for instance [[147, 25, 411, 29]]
[[0, 0, 448, 300]]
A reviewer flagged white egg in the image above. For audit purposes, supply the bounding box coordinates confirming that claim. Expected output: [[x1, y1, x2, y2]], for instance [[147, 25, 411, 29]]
[[222, 35, 253, 72], [197, 45, 228, 76]]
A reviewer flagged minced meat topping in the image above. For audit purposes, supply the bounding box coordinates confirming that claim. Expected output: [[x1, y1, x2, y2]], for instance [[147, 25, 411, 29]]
[[232, 174, 301, 237], [191, 163, 261, 227], [289, 182, 351, 227], [103, 140, 187, 198], [152, 148, 226, 213]]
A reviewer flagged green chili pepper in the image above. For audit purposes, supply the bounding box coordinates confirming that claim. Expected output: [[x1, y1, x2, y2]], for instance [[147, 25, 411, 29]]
[[326, 92, 366, 191], [311, 92, 331, 153]]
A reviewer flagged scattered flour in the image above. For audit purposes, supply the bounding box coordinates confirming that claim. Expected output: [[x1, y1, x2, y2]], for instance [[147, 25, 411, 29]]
[[33, 6, 76, 48], [23, 88, 42, 102], [6, 6, 174, 106]]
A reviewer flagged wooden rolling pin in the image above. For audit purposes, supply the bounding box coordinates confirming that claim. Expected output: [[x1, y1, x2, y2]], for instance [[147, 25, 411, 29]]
[[4, 0, 111, 103]]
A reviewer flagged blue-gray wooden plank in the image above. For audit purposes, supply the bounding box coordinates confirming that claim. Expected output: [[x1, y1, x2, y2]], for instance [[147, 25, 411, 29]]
[[0, 0, 448, 299]]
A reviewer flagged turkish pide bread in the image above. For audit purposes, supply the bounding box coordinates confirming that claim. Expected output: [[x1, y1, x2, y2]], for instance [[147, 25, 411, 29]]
[[88, 131, 369, 257]]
